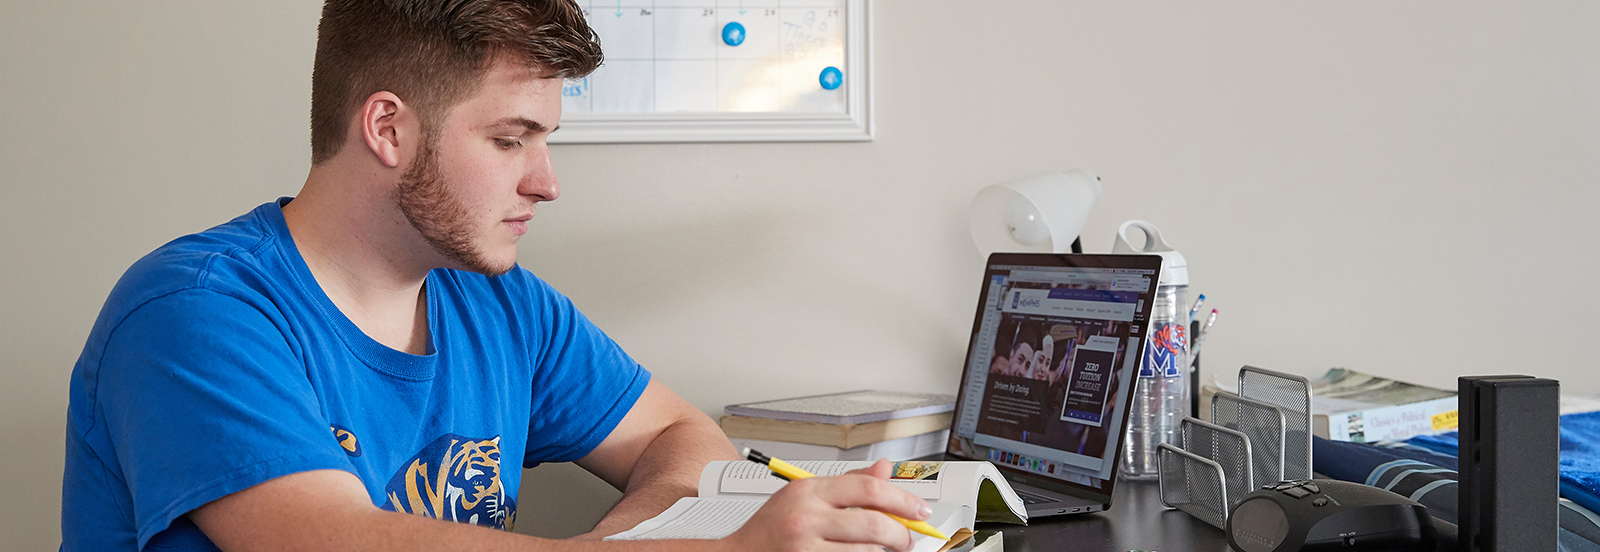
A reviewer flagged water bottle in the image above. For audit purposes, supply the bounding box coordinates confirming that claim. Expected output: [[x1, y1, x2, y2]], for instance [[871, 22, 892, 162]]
[[1112, 220, 1190, 481]]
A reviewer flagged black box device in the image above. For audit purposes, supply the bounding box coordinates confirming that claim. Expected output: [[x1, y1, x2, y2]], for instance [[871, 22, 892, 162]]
[[1458, 375, 1560, 552], [1226, 479, 1437, 552]]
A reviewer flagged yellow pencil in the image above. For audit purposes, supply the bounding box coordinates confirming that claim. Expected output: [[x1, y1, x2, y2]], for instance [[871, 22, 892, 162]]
[[742, 448, 950, 541]]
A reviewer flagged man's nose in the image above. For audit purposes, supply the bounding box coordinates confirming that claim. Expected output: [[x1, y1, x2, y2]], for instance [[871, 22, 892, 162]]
[[521, 148, 559, 202]]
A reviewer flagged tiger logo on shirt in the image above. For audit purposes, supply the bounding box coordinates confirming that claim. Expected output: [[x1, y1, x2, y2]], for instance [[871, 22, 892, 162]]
[[383, 433, 516, 530]]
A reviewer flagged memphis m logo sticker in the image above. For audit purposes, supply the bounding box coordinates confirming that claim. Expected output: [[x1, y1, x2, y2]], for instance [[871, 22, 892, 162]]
[[1141, 322, 1188, 378], [383, 434, 515, 530]]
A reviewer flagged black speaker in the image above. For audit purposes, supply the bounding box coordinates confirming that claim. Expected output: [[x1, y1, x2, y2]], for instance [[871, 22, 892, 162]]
[[1457, 375, 1560, 552], [1226, 479, 1437, 552]]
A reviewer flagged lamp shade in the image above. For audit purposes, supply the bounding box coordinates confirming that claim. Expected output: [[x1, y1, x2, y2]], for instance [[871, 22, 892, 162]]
[[968, 170, 1102, 256]]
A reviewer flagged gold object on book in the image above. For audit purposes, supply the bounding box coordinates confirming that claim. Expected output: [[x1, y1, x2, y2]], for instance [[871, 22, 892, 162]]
[[720, 412, 953, 449]]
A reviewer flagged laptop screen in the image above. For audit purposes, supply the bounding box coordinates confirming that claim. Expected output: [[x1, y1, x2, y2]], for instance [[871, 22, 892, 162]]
[[946, 253, 1163, 494]]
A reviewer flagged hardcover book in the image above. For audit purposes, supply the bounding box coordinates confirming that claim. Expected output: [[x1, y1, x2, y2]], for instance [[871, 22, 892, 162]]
[[724, 390, 957, 425], [719, 412, 952, 449], [1310, 368, 1457, 443], [727, 430, 951, 462]]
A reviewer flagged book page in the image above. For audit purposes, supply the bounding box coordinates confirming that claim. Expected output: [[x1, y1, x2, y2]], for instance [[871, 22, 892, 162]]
[[703, 460, 943, 500], [695, 460, 1026, 524], [604, 497, 764, 541], [919, 462, 978, 506], [605, 498, 976, 546], [912, 504, 974, 552], [884, 460, 948, 501], [704, 460, 867, 496], [616, 461, 1026, 543]]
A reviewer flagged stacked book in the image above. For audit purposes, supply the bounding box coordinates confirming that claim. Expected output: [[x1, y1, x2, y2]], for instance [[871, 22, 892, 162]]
[[1310, 368, 1458, 443], [720, 390, 956, 461]]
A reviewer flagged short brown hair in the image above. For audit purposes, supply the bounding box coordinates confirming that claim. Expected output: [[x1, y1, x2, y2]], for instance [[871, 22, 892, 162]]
[[309, 0, 602, 164]]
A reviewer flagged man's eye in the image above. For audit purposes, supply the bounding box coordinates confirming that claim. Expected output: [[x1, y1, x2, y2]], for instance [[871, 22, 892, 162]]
[[493, 138, 522, 149]]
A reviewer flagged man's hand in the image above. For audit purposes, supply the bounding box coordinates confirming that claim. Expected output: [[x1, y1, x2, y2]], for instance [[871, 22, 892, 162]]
[[722, 459, 933, 552]]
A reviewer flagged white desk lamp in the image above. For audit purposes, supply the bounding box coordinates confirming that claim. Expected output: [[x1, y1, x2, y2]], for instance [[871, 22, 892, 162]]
[[969, 170, 1103, 255]]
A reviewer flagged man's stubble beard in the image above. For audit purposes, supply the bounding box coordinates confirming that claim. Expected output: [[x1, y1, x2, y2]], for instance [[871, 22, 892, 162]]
[[393, 138, 515, 277]]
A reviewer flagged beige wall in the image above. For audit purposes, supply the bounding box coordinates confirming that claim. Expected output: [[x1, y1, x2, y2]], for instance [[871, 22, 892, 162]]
[[6, 0, 1598, 546]]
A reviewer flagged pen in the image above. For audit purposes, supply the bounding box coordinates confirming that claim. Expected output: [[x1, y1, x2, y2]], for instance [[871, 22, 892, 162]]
[[1192, 309, 1218, 356], [742, 448, 949, 541], [1189, 293, 1202, 368]]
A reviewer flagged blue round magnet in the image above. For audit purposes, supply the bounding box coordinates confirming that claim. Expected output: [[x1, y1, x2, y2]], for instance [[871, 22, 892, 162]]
[[819, 66, 843, 90], [722, 22, 746, 46]]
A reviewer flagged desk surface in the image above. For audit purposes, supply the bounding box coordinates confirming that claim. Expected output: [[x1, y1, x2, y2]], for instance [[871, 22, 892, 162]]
[[981, 481, 1233, 551]]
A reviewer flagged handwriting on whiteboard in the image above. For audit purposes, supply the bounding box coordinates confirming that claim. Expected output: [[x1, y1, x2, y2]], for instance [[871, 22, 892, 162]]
[[782, 9, 835, 59]]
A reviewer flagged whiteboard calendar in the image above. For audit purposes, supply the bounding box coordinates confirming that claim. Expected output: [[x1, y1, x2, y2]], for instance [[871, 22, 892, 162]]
[[553, 0, 871, 143]]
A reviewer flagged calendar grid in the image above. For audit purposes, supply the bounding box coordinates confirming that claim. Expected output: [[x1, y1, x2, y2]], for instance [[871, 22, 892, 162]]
[[567, 0, 847, 115]]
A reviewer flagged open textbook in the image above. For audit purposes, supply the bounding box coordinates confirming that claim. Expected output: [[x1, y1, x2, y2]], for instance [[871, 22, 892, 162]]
[[605, 460, 1027, 552]]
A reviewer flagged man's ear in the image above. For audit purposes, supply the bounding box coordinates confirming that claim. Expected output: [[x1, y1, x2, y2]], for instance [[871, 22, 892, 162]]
[[359, 92, 410, 168]]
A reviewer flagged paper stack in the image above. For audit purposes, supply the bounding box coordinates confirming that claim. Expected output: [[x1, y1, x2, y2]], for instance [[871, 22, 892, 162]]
[[721, 390, 956, 461]]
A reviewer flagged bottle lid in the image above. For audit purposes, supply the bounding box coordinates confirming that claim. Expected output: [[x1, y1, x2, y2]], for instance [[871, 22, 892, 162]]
[[1110, 220, 1188, 287]]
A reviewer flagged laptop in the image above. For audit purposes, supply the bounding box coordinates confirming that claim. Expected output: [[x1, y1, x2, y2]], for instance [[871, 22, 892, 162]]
[[930, 252, 1164, 518]]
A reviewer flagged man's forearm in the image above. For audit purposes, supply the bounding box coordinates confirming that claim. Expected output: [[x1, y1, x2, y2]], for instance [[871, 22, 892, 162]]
[[190, 469, 740, 552], [582, 415, 740, 539]]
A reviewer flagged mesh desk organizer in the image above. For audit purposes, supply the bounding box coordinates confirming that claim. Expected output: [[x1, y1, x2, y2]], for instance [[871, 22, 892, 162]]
[[1158, 366, 1313, 529]]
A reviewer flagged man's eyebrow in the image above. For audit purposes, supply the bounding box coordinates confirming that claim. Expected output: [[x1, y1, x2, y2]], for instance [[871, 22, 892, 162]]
[[488, 117, 550, 133]]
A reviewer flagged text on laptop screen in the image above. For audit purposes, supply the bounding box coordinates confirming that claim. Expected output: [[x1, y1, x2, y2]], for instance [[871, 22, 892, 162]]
[[949, 262, 1157, 488]]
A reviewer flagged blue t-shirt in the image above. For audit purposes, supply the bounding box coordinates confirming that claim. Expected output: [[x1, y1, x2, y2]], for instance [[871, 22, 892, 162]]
[[61, 199, 650, 551]]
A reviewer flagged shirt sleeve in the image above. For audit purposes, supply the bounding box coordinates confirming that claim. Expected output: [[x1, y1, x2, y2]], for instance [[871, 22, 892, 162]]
[[96, 288, 355, 549], [519, 273, 651, 465]]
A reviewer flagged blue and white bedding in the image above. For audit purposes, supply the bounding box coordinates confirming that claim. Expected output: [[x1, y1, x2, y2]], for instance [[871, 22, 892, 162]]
[[1311, 409, 1600, 551]]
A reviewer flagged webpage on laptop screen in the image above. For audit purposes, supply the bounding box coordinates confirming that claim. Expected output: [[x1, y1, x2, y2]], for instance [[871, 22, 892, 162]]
[[951, 265, 1152, 487]]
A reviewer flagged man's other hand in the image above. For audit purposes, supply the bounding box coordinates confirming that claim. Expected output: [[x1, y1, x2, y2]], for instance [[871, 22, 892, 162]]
[[721, 459, 933, 552]]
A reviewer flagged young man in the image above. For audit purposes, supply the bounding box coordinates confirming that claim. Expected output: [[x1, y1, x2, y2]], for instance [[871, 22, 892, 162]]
[[59, 1, 930, 550]]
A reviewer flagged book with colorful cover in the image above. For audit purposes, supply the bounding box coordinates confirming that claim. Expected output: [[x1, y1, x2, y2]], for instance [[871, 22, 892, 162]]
[[1310, 368, 1457, 443]]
